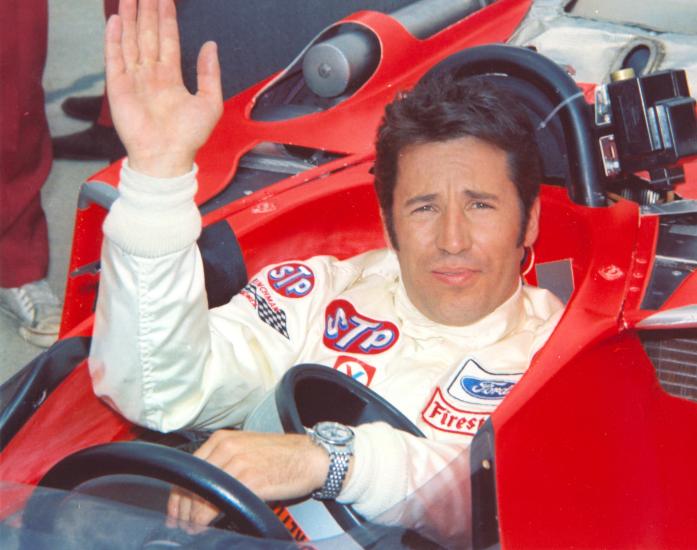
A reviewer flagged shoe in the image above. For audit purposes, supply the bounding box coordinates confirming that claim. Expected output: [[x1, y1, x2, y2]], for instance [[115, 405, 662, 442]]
[[61, 94, 104, 122], [52, 123, 126, 162], [0, 279, 62, 348]]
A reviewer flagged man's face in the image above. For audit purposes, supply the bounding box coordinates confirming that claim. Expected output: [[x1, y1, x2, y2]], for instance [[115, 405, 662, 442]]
[[391, 136, 540, 326]]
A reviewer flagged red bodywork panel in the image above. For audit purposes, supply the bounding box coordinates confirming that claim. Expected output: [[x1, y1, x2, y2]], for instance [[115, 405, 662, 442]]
[[4, 0, 697, 546], [495, 191, 697, 548], [497, 332, 697, 549]]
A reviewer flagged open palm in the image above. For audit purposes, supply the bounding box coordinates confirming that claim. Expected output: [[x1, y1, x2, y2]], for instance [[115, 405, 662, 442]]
[[105, 0, 223, 177]]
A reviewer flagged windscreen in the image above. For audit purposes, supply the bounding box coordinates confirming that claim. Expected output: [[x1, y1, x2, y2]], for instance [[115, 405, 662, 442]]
[[1, 448, 474, 549]]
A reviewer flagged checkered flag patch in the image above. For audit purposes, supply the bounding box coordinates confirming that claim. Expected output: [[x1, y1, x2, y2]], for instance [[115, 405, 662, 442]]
[[247, 284, 289, 339]]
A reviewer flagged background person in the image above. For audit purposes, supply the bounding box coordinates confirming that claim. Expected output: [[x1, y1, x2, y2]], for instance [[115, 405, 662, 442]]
[[0, 0, 62, 348]]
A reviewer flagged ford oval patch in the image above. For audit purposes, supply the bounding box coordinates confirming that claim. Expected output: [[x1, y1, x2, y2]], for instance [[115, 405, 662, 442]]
[[460, 377, 515, 400]]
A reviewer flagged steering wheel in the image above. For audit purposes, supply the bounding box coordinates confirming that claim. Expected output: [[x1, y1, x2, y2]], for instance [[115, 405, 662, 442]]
[[28, 441, 292, 541], [274, 364, 425, 438], [243, 364, 425, 542]]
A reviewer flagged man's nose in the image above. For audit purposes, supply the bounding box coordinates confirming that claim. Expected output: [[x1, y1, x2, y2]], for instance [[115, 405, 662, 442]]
[[436, 207, 472, 255]]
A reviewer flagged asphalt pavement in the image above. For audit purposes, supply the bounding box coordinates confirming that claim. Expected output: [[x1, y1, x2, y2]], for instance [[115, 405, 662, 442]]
[[1, 1, 107, 382]]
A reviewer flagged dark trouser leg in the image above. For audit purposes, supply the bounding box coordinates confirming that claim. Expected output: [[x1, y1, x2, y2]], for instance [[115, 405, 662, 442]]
[[0, 0, 51, 288]]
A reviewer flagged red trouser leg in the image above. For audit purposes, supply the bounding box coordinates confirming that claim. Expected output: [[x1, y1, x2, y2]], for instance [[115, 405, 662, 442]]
[[0, 0, 52, 288], [96, 0, 120, 128]]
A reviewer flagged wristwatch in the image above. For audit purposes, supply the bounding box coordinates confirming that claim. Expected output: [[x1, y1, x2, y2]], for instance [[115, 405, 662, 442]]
[[308, 421, 355, 500]]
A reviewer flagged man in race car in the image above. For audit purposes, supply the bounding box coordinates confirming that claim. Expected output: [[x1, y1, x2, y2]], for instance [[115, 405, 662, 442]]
[[89, 0, 563, 532]]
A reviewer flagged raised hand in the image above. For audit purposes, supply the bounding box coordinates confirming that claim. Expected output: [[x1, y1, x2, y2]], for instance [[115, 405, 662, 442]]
[[105, 0, 223, 177]]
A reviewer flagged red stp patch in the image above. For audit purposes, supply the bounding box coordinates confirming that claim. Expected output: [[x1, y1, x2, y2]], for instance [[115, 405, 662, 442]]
[[267, 263, 315, 298], [421, 388, 490, 436], [324, 299, 399, 354], [333, 356, 377, 386]]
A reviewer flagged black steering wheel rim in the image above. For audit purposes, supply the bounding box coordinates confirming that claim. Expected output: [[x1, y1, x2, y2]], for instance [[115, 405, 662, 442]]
[[276, 364, 425, 438], [31, 441, 292, 541], [272, 364, 425, 538]]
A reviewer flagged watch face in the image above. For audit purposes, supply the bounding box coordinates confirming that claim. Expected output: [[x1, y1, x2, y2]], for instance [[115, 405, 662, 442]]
[[316, 421, 354, 445]]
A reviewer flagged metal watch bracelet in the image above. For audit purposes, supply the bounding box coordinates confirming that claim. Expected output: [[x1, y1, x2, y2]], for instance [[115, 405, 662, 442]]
[[308, 421, 355, 500]]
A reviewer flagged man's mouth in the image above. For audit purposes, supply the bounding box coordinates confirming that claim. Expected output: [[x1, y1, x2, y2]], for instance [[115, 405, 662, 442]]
[[431, 268, 479, 286]]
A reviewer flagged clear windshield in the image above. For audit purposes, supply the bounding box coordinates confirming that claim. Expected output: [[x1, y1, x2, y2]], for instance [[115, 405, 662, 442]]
[[1, 449, 473, 549]]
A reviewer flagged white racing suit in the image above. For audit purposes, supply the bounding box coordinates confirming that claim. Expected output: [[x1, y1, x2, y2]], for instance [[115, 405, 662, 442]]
[[89, 163, 564, 533]]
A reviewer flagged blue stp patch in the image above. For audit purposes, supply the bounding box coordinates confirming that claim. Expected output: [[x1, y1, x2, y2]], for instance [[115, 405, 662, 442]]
[[460, 377, 516, 400]]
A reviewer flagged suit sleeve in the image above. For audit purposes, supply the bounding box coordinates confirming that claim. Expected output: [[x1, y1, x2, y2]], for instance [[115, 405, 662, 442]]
[[341, 422, 471, 546], [89, 162, 350, 432]]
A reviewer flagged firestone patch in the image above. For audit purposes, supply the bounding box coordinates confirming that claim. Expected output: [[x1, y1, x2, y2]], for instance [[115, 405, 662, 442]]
[[421, 388, 490, 436]]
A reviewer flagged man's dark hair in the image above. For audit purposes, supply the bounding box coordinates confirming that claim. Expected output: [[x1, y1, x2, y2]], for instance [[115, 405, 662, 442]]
[[373, 74, 542, 248]]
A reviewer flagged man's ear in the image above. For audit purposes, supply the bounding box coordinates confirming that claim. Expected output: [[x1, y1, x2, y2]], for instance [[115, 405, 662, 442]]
[[523, 196, 541, 247]]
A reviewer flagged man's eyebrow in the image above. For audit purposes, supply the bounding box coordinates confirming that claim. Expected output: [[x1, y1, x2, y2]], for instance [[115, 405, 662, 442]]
[[464, 189, 500, 201]]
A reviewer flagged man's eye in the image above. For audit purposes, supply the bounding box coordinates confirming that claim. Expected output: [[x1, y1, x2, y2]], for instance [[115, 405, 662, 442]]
[[411, 204, 436, 214], [471, 201, 493, 210]]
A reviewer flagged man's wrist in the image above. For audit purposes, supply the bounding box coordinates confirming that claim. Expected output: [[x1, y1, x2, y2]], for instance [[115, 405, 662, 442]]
[[127, 152, 196, 179], [307, 435, 332, 489]]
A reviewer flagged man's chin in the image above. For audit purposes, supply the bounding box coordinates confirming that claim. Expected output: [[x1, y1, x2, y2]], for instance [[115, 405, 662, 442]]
[[422, 302, 489, 327]]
